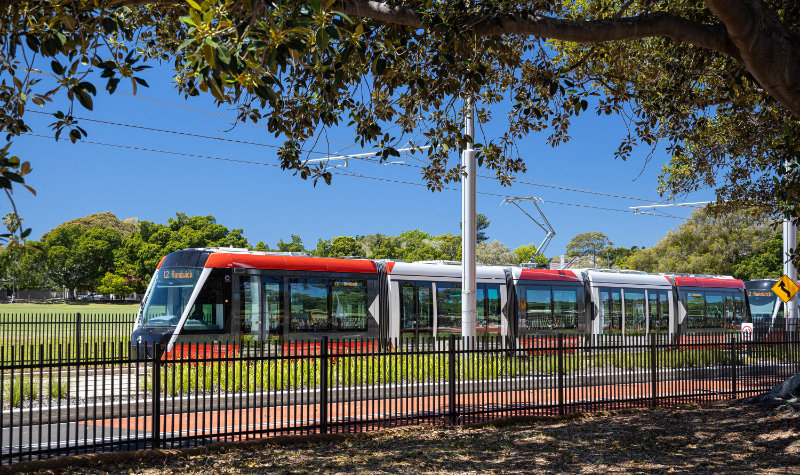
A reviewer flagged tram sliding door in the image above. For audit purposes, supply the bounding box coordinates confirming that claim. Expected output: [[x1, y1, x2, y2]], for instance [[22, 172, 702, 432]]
[[399, 281, 433, 342]]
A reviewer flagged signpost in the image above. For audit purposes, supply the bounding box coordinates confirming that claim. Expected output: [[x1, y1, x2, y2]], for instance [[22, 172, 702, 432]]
[[741, 322, 754, 342], [771, 275, 799, 303]]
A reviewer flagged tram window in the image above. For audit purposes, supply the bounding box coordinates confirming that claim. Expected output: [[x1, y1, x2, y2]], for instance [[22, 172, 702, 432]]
[[287, 278, 369, 333], [331, 280, 368, 331], [706, 292, 725, 328], [289, 279, 329, 332], [552, 288, 578, 330], [484, 285, 502, 334], [724, 294, 736, 329], [647, 290, 670, 332], [624, 289, 646, 333], [600, 287, 622, 332], [437, 282, 462, 338], [399, 281, 433, 339], [734, 294, 745, 325], [685, 291, 707, 329], [264, 277, 283, 335], [520, 286, 551, 331], [183, 271, 229, 332], [477, 287, 486, 331], [239, 276, 260, 337]]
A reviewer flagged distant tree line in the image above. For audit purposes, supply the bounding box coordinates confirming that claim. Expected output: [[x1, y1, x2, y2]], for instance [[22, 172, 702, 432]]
[[0, 208, 787, 300], [563, 208, 788, 281], [0, 212, 548, 299]]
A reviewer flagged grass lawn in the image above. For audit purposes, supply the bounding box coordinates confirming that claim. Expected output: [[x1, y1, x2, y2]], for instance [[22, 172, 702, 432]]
[[0, 302, 139, 314]]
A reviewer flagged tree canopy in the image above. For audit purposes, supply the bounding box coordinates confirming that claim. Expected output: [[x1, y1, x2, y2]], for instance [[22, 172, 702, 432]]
[[623, 208, 786, 280], [1, 0, 799, 236], [566, 231, 613, 268]]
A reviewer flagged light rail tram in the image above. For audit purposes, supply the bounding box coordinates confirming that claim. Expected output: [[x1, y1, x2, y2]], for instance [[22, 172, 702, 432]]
[[131, 248, 752, 351]]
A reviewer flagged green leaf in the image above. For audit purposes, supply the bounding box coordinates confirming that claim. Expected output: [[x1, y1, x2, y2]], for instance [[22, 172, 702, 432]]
[[76, 89, 93, 110], [50, 60, 64, 75], [186, 0, 202, 11], [106, 77, 120, 94], [217, 45, 231, 65]]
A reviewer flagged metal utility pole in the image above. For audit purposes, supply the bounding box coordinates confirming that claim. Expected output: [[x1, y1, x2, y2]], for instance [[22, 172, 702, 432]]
[[783, 215, 798, 328], [784, 159, 799, 330], [461, 98, 477, 340]]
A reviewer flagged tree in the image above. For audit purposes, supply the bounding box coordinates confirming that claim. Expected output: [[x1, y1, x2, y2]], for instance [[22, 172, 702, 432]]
[[605, 246, 642, 269], [460, 214, 491, 243], [277, 235, 307, 253], [315, 236, 362, 257], [433, 233, 462, 261], [730, 231, 783, 281], [476, 240, 517, 265], [5, 1, 800, 239], [624, 208, 783, 279], [48, 212, 139, 238], [566, 232, 613, 268], [513, 243, 550, 267], [43, 226, 123, 298], [96, 272, 135, 298], [114, 213, 248, 291]]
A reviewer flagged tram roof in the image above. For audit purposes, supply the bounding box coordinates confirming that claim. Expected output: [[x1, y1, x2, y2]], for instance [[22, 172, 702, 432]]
[[583, 269, 672, 287], [515, 268, 581, 282], [672, 275, 744, 289], [204, 252, 378, 274], [387, 261, 507, 280]]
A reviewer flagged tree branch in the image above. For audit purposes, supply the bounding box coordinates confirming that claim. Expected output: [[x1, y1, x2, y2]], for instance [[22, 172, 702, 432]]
[[338, 0, 740, 58], [705, 0, 800, 117]]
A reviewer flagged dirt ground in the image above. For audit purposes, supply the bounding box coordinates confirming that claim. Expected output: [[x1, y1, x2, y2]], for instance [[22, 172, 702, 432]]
[[7, 400, 800, 474]]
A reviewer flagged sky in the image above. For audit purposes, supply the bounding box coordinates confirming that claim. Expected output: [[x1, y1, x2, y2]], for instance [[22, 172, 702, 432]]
[[10, 63, 716, 257]]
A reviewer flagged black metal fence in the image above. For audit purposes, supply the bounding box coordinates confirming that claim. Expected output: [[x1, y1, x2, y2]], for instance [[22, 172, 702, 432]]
[[0, 332, 798, 465], [0, 313, 136, 350]]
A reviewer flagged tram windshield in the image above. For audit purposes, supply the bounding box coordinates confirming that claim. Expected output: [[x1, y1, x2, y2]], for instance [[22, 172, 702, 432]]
[[748, 289, 782, 324], [140, 268, 202, 327]]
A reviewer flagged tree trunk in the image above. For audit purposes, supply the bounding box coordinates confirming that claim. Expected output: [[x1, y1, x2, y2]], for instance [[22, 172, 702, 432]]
[[749, 371, 800, 405]]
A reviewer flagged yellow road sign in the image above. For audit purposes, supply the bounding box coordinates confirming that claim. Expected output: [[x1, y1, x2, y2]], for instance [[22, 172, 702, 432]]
[[771, 275, 800, 303]]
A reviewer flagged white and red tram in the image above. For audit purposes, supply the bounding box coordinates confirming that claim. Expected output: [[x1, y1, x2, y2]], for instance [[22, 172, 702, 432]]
[[131, 248, 750, 350]]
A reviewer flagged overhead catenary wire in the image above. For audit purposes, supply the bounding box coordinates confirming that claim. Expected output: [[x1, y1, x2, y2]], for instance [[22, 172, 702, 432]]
[[22, 67, 676, 206], [31, 110, 669, 205], [23, 132, 682, 219], [25, 109, 336, 155]]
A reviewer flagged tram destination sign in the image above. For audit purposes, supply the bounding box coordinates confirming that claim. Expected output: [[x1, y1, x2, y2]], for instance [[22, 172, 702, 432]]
[[771, 275, 799, 303]]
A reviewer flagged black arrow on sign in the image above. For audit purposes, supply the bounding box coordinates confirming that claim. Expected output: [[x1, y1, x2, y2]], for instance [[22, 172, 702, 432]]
[[779, 281, 791, 298]]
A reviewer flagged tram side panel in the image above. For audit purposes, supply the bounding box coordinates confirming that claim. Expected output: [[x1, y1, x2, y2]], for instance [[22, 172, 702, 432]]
[[385, 262, 511, 342], [582, 270, 675, 338]]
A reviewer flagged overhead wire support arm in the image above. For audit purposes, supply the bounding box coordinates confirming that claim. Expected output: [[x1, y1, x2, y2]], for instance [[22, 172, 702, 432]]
[[502, 197, 556, 263]]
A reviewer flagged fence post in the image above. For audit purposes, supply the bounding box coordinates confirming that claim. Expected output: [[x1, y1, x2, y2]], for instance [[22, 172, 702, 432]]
[[650, 332, 658, 408], [320, 336, 328, 434], [730, 336, 737, 399], [75, 312, 81, 362], [448, 334, 457, 425], [152, 344, 162, 450], [557, 334, 564, 416]]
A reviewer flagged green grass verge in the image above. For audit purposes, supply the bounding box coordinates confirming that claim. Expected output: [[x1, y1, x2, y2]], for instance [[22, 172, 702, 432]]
[[0, 302, 139, 313], [148, 345, 799, 396]]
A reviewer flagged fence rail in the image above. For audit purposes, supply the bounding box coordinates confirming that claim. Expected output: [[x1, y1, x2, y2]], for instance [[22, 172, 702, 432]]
[[0, 313, 136, 350], [0, 332, 797, 465]]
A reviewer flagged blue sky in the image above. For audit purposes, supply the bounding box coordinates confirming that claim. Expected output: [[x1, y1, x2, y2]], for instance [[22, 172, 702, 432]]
[[11, 63, 715, 256]]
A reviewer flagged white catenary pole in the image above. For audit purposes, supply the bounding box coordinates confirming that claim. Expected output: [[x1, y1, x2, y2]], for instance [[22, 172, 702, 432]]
[[784, 205, 799, 331], [461, 97, 477, 341]]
